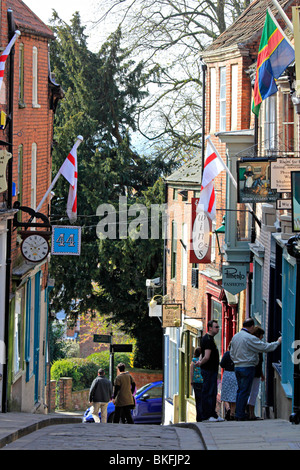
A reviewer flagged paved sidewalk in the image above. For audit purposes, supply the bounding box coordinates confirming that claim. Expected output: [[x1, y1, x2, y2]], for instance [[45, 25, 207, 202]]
[[0, 411, 299, 450], [194, 419, 300, 450]]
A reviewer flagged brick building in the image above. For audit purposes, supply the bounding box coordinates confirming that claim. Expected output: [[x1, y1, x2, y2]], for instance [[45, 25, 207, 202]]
[[0, 0, 62, 413], [162, 0, 299, 424]]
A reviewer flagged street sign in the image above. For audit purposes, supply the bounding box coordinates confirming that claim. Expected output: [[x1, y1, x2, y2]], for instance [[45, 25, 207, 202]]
[[110, 344, 133, 353], [51, 226, 81, 256], [93, 334, 112, 344]]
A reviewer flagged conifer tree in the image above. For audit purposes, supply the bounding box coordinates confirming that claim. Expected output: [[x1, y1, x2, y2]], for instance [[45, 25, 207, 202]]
[[49, 12, 169, 368]]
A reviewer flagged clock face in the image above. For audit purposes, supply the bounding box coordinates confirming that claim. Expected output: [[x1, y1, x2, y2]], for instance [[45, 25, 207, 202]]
[[192, 212, 210, 261], [21, 234, 49, 262]]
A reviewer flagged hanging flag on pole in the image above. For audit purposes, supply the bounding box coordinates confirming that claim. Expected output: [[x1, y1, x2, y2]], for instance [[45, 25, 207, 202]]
[[197, 136, 237, 220], [252, 8, 295, 116], [36, 136, 83, 223], [60, 139, 80, 223], [0, 30, 21, 93]]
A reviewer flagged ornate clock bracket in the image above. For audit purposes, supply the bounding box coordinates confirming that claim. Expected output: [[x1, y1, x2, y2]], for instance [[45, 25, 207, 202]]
[[13, 201, 52, 238]]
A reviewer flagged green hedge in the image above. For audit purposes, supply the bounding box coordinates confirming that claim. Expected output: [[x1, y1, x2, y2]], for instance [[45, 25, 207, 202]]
[[51, 350, 132, 391]]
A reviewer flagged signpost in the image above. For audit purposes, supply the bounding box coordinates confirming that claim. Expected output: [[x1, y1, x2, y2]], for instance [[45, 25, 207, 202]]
[[93, 333, 133, 383]]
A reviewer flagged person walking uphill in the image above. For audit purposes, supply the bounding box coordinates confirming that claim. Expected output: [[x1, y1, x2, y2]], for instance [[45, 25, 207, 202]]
[[230, 318, 281, 421], [197, 320, 224, 422], [113, 363, 136, 424], [89, 368, 113, 423]]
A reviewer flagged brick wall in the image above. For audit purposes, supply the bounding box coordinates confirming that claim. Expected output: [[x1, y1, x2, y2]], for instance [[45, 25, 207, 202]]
[[51, 370, 163, 412]]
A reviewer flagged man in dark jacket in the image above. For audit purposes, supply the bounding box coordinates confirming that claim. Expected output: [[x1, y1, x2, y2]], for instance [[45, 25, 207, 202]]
[[89, 369, 113, 423]]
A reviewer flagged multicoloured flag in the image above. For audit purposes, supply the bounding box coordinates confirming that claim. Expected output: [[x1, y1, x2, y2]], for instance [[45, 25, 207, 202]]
[[252, 8, 294, 116], [60, 137, 83, 223], [0, 31, 21, 94], [197, 137, 226, 220]]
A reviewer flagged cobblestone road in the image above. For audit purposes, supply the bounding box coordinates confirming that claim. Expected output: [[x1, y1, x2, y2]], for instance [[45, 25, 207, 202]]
[[1, 422, 205, 451]]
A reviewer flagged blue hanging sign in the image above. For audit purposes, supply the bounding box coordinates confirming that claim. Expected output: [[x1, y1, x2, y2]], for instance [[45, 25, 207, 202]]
[[51, 226, 81, 256]]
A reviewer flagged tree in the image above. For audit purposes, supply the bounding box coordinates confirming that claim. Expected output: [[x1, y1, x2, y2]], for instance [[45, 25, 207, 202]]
[[92, 0, 251, 160], [49, 13, 169, 368]]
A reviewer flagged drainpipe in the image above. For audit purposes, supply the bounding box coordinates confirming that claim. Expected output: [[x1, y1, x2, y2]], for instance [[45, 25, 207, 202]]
[[2, 9, 16, 413], [201, 60, 207, 173]]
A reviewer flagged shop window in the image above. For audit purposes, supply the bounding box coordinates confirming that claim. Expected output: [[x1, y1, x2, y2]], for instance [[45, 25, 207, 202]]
[[25, 278, 35, 381], [187, 333, 201, 399], [281, 256, 296, 397], [168, 328, 178, 399], [13, 289, 25, 376], [211, 299, 222, 358], [251, 258, 263, 325]]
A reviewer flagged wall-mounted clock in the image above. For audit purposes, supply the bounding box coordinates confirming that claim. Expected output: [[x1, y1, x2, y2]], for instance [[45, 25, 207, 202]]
[[21, 233, 50, 263]]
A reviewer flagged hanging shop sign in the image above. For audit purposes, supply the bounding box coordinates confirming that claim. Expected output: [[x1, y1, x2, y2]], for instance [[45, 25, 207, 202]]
[[51, 225, 81, 256], [270, 158, 300, 193], [291, 171, 300, 232], [190, 197, 211, 264], [237, 158, 280, 204], [222, 263, 248, 295], [162, 304, 182, 328], [0, 150, 12, 193]]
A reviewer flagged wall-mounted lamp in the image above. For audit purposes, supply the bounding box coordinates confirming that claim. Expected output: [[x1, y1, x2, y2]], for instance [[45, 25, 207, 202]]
[[215, 215, 226, 260]]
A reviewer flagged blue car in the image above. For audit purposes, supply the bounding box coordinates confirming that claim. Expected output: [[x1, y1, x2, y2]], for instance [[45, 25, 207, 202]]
[[83, 381, 163, 424]]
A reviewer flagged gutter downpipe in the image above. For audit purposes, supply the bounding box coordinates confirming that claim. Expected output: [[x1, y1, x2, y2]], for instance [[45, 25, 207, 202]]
[[201, 60, 207, 173]]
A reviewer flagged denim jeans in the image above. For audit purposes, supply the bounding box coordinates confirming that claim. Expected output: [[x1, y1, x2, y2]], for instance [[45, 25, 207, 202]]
[[201, 369, 218, 420], [234, 366, 255, 419], [192, 383, 203, 422]]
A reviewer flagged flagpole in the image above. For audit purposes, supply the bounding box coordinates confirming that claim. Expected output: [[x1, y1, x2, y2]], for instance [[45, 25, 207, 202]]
[[36, 135, 83, 213], [271, 0, 294, 33], [205, 136, 237, 188], [205, 136, 260, 221]]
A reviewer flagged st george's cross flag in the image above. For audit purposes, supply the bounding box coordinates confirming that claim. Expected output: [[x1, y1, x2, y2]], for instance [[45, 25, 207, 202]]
[[60, 137, 83, 223], [0, 31, 21, 94], [197, 137, 229, 220], [252, 8, 294, 116]]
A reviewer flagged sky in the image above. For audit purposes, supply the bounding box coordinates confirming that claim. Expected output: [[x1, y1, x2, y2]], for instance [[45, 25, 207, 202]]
[[23, 0, 111, 50]]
